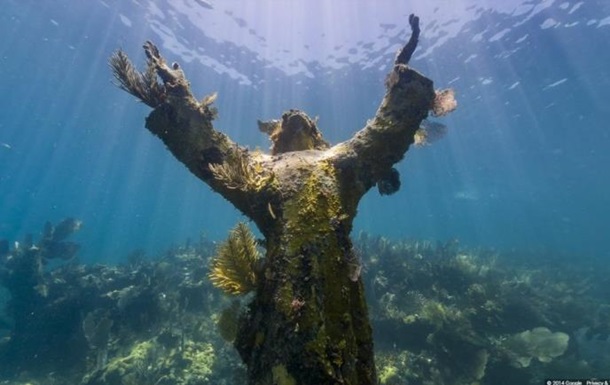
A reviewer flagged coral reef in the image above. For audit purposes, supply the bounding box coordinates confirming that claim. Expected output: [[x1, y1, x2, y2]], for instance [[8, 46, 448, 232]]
[[0, 222, 609, 384], [356, 232, 610, 385], [500, 327, 569, 368], [0, 218, 83, 374], [0, 225, 245, 385]]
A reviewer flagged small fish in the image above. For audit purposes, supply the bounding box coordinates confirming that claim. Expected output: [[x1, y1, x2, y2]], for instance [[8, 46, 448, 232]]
[[1, 142, 11, 149]]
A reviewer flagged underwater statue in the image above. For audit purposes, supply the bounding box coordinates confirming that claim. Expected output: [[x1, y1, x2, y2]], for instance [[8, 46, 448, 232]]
[[110, 14, 455, 385]]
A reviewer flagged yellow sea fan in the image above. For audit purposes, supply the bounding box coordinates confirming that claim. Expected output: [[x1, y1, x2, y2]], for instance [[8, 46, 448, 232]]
[[209, 151, 271, 192], [208, 222, 261, 295]]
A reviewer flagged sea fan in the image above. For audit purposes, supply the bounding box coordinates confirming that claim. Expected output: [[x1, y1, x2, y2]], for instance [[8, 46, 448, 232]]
[[208, 222, 261, 295]]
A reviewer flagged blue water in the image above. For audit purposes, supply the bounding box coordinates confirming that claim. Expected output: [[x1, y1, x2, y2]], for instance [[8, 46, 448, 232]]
[[1, 0, 609, 263]]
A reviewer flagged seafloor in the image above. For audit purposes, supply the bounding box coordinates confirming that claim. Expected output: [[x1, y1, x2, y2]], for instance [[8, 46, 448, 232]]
[[0, 219, 608, 385]]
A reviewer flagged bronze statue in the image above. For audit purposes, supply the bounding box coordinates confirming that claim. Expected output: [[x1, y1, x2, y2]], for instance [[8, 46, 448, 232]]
[[110, 14, 455, 385]]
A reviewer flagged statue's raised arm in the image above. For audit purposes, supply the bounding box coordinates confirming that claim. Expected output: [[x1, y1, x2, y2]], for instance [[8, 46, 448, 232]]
[[329, 14, 456, 199], [110, 41, 274, 223], [110, 14, 455, 385]]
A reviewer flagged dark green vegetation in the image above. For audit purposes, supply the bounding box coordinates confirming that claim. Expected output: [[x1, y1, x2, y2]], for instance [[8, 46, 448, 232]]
[[0, 220, 244, 385], [1, 220, 609, 385]]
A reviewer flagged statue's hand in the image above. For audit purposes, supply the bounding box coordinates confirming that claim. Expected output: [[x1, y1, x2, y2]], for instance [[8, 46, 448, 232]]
[[395, 13, 421, 65], [409, 14, 420, 36], [143, 41, 188, 96]]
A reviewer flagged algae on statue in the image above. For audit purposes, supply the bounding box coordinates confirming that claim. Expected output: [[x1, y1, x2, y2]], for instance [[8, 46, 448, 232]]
[[110, 14, 456, 385]]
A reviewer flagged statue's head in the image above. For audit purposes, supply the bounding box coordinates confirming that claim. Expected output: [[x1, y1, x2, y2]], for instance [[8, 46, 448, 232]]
[[258, 110, 329, 155]]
